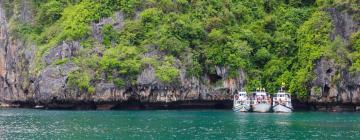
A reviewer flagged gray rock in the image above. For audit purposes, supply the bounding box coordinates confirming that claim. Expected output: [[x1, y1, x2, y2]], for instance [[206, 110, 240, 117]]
[[92, 11, 124, 43], [94, 82, 128, 102], [19, 0, 34, 23], [35, 63, 78, 102], [328, 8, 360, 43], [0, 2, 7, 78], [137, 66, 157, 85], [43, 41, 81, 65]]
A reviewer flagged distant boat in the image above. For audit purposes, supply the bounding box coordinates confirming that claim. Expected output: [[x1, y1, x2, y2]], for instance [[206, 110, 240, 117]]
[[272, 86, 293, 113], [34, 105, 44, 109], [233, 90, 251, 112], [251, 88, 271, 113]]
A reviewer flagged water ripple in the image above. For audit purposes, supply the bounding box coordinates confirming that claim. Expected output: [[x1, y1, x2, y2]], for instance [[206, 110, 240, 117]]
[[0, 109, 359, 139]]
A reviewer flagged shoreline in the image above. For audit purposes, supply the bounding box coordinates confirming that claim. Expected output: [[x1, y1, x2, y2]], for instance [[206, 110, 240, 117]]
[[0, 100, 233, 110], [1, 100, 360, 112]]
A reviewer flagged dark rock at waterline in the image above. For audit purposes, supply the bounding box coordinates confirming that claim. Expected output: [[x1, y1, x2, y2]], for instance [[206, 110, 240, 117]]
[[310, 104, 358, 112], [2, 100, 233, 110]]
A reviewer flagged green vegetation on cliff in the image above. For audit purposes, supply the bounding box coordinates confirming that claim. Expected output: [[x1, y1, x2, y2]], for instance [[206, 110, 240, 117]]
[[4, 0, 360, 100]]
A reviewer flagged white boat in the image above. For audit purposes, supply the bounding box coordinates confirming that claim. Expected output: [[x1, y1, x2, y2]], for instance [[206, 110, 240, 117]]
[[251, 88, 271, 113], [272, 86, 293, 113], [233, 90, 251, 112]]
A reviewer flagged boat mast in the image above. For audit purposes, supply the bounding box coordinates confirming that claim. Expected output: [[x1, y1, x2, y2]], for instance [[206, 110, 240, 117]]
[[280, 82, 285, 92], [259, 77, 264, 92]]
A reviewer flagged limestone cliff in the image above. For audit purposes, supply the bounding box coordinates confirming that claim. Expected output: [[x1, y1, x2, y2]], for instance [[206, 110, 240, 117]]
[[0, 1, 244, 109], [0, 1, 359, 111], [309, 8, 360, 111]]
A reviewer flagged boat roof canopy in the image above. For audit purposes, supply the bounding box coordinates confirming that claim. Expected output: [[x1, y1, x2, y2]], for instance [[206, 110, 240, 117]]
[[254, 91, 267, 96], [275, 92, 290, 95]]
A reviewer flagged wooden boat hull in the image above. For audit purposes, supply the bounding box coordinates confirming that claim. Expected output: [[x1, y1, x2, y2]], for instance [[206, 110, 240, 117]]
[[233, 104, 250, 112], [273, 105, 293, 113], [253, 103, 271, 112]]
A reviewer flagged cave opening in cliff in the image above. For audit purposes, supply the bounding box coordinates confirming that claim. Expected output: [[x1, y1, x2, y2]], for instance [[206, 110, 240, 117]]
[[24, 89, 29, 95], [208, 74, 222, 84], [323, 85, 330, 96], [326, 68, 333, 74]]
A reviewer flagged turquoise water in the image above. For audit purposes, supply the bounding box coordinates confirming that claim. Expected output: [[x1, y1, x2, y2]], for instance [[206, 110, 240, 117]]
[[0, 109, 359, 139]]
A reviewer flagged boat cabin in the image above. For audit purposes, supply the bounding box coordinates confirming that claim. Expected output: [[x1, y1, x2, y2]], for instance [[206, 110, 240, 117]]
[[274, 92, 291, 98], [234, 91, 248, 101], [251, 88, 271, 104], [233, 90, 250, 105], [273, 90, 292, 106]]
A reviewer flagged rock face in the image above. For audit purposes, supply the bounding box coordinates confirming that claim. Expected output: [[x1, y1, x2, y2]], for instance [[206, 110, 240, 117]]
[[35, 63, 78, 102], [328, 8, 360, 43], [309, 57, 360, 111], [92, 11, 124, 43], [308, 8, 360, 111], [43, 41, 82, 65], [0, 2, 236, 109]]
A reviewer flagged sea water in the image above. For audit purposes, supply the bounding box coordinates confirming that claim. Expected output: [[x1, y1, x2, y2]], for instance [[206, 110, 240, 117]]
[[0, 109, 359, 139]]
